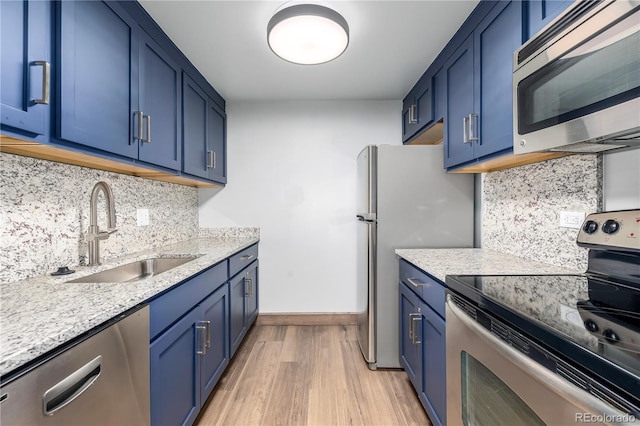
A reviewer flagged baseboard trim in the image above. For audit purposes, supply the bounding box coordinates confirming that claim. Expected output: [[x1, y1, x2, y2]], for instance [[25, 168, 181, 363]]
[[256, 313, 357, 326]]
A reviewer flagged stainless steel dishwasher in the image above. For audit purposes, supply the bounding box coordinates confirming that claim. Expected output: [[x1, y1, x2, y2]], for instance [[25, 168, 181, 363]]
[[0, 305, 150, 425]]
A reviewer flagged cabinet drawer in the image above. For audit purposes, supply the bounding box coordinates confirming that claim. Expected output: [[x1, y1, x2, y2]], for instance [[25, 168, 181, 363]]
[[149, 261, 226, 340], [399, 259, 445, 319], [229, 244, 258, 278]]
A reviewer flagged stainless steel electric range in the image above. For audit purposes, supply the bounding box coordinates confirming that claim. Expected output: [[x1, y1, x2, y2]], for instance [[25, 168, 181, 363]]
[[445, 210, 640, 425]]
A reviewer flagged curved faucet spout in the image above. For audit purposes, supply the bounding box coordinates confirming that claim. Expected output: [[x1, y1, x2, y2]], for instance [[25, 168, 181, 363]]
[[87, 181, 117, 265], [90, 181, 116, 230]]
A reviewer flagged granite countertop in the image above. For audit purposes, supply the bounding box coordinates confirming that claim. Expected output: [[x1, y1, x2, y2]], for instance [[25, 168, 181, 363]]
[[0, 236, 259, 378], [395, 248, 583, 282]]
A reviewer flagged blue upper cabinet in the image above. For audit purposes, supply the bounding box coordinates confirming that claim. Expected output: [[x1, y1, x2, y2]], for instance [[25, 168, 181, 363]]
[[138, 30, 182, 170], [1, 0, 50, 137], [208, 101, 227, 184], [443, 35, 475, 168], [57, 1, 185, 171], [444, 0, 523, 170], [402, 73, 435, 144], [527, 0, 573, 39], [183, 73, 227, 184], [57, 0, 139, 159], [473, 0, 523, 160]]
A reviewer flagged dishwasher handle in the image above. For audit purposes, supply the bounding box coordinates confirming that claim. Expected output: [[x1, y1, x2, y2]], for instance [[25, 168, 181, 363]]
[[43, 356, 102, 416]]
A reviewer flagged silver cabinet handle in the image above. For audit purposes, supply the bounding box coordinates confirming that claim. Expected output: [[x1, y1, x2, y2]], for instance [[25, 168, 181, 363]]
[[468, 113, 478, 142], [240, 254, 255, 261], [407, 278, 426, 288], [408, 104, 418, 124], [244, 277, 253, 297], [206, 150, 213, 169], [203, 320, 211, 349], [212, 151, 216, 169], [43, 356, 101, 416], [463, 115, 470, 144], [142, 114, 151, 143], [409, 313, 421, 345], [196, 323, 207, 355], [33, 61, 50, 105], [134, 111, 143, 141]]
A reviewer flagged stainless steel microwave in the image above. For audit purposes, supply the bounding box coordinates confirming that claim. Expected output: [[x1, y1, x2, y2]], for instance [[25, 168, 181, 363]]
[[513, 0, 640, 154]]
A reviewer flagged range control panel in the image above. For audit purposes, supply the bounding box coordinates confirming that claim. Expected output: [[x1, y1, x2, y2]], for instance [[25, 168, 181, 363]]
[[576, 210, 640, 251]]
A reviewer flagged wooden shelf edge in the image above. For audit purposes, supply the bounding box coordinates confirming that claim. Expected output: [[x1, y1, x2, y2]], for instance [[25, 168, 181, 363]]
[[406, 121, 444, 145], [450, 151, 571, 173], [1, 134, 219, 188]]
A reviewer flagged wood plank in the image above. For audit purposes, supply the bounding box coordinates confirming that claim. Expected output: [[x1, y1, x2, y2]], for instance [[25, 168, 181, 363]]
[[195, 324, 431, 426]]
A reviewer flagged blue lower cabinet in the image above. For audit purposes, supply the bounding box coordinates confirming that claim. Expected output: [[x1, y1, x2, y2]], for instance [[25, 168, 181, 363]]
[[229, 260, 259, 357], [399, 283, 423, 391], [150, 307, 202, 426], [399, 263, 446, 426], [418, 299, 446, 426], [200, 285, 230, 402], [150, 284, 230, 426]]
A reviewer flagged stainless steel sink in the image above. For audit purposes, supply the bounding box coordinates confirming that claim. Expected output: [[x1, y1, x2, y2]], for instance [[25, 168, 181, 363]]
[[67, 256, 199, 283]]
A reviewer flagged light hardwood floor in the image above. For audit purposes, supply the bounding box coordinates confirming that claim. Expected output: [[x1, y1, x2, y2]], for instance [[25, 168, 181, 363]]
[[195, 324, 431, 426]]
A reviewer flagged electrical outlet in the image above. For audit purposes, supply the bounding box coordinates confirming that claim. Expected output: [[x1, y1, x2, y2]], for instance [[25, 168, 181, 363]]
[[137, 208, 149, 226], [559, 211, 585, 229]]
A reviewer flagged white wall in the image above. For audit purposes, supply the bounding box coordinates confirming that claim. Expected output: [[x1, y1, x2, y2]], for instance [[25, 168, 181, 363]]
[[199, 101, 401, 313], [603, 149, 640, 210]]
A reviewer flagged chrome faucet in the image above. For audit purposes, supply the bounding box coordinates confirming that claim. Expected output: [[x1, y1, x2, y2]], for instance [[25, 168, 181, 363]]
[[87, 181, 118, 266]]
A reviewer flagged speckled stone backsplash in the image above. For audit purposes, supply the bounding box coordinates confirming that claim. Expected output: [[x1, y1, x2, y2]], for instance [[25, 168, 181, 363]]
[[0, 153, 199, 283], [482, 155, 602, 271]]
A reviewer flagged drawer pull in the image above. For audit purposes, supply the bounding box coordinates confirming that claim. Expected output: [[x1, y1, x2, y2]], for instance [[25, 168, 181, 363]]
[[407, 278, 427, 288], [240, 254, 255, 261]]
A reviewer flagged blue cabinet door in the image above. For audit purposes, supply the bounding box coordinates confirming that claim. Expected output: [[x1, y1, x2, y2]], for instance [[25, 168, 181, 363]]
[[182, 74, 209, 179], [419, 300, 446, 426], [1, 0, 49, 136], [229, 272, 247, 357], [200, 284, 229, 405], [399, 283, 422, 393], [527, 0, 573, 39], [208, 100, 227, 183], [138, 30, 181, 170], [444, 35, 475, 168], [474, 0, 523, 159], [245, 261, 259, 327], [150, 307, 201, 426], [402, 76, 434, 144], [57, 1, 138, 158]]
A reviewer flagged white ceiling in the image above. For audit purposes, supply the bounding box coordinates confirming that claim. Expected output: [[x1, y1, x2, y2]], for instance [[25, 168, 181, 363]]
[[139, 0, 479, 102]]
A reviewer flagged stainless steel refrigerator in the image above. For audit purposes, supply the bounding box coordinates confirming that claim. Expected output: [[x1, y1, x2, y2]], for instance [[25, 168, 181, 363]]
[[356, 144, 474, 369]]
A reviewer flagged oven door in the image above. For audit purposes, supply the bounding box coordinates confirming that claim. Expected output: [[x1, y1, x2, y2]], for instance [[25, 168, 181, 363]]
[[445, 296, 632, 426]]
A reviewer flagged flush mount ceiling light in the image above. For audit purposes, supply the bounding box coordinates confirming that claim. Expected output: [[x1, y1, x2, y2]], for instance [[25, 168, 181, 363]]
[[267, 1, 349, 65]]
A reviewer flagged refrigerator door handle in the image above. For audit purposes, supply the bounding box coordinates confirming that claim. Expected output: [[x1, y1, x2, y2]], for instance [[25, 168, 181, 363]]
[[356, 213, 377, 222]]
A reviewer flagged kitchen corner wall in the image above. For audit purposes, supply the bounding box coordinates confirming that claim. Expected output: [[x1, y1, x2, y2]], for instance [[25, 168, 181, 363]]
[[482, 155, 602, 272], [199, 100, 401, 314], [0, 153, 199, 283]]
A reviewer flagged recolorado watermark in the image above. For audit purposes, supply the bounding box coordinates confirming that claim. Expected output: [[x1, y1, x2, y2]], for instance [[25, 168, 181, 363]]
[[575, 413, 637, 423]]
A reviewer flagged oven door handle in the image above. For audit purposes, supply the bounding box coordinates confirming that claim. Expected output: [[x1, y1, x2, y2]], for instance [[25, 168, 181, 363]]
[[445, 295, 631, 422]]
